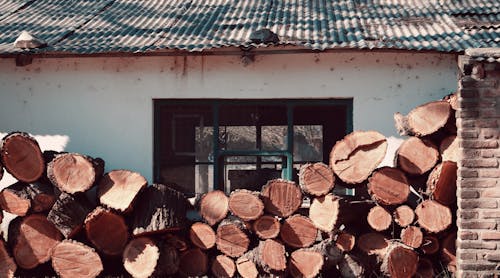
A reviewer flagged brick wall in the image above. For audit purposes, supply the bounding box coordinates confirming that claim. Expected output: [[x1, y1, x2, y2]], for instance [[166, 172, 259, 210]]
[[457, 48, 500, 278]]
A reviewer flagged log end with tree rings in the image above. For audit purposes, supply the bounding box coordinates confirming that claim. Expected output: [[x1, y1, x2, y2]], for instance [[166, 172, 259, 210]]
[[216, 222, 250, 258], [396, 137, 439, 176], [393, 205, 415, 227], [0, 132, 45, 183], [200, 190, 229, 226], [189, 222, 216, 250], [253, 215, 280, 240], [97, 170, 147, 212], [261, 179, 302, 218], [47, 153, 96, 194], [51, 240, 103, 278], [122, 237, 159, 278], [211, 254, 236, 278], [368, 167, 410, 206], [228, 189, 264, 221], [400, 226, 423, 249], [298, 162, 335, 196], [367, 206, 392, 232], [415, 200, 452, 233], [289, 250, 324, 278], [309, 194, 339, 232], [280, 215, 318, 248]]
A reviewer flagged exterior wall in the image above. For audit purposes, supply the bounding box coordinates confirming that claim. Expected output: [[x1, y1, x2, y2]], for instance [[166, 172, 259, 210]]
[[457, 52, 500, 277], [0, 51, 458, 182]]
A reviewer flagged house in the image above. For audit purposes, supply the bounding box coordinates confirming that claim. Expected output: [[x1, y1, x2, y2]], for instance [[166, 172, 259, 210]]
[[0, 0, 498, 275]]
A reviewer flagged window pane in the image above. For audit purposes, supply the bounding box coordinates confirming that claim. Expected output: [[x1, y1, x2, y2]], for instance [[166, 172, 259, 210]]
[[262, 126, 287, 150], [293, 125, 323, 162], [219, 126, 256, 150], [195, 126, 213, 162], [224, 156, 282, 192]]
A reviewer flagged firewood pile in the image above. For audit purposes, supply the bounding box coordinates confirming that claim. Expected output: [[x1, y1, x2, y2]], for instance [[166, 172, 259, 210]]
[[0, 94, 458, 278]]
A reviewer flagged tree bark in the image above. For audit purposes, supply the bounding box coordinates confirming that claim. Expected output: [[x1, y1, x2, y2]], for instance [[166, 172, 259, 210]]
[[381, 243, 418, 278], [130, 184, 187, 236], [261, 179, 302, 218], [47, 153, 103, 194], [189, 222, 216, 250], [84, 206, 129, 256], [211, 254, 236, 278], [309, 193, 339, 232], [199, 190, 229, 226], [47, 192, 95, 238], [394, 100, 452, 137], [298, 162, 335, 196], [51, 240, 103, 278], [0, 239, 16, 278], [338, 254, 365, 278], [228, 189, 263, 221], [400, 226, 423, 248], [289, 249, 324, 278], [97, 169, 147, 212], [253, 215, 280, 240], [367, 206, 392, 232], [0, 182, 31, 216], [368, 167, 410, 205], [122, 237, 159, 278], [280, 214, 318, 248], [0, 132, 44, 183], [393, 205, 415, 227], [415, 200, 452, 233], [178, 248, 208, 277], [25, 182, 57, 213], [396, 137, 439, 176], [216, 220, 250, 258], [426, 161, 457, 205], [329, 131, 387, 184]]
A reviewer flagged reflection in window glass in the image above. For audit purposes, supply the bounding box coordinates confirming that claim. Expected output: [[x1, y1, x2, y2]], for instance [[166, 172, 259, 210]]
[[294, 125, 323, 162], [219, 126, 257, 150], [195, 126, 213, 162], [262, 126, 287, 150]]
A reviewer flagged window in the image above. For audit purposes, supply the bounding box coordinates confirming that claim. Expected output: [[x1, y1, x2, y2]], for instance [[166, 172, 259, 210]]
[[154, 99, 352, 197]]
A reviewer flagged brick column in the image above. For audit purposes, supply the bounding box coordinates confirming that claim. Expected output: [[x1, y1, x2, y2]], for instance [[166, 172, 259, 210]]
[[457, 48, 500, 278]]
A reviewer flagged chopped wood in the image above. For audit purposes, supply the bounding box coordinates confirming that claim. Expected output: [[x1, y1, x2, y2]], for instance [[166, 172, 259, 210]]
[[97, 169, 147, 212], [393, 205, 415, 227], [51, 240, 103, 278], [368, 167, 410, 205], [178, 248, 208, 277], [336, 231, 355, 252], [122, 237, 159, 278], [211, 254, 236, 278], [84, 206, 129, 256], [309, 193, 339, 232], [0, 132, 44, 183], [381, 243, 418, 278], [420, 236, 439, 255], [216, 221, 250, 257], [329, 131, 387, 184], [416, 258, 435, 278], [0, 239, 16, 278], [396, 137, 439, 175], [298, 162, 335, 196], [13, 214, 62, 269], [280, 214, 318, 248], [236, 255, 258, 278], [426, 161, 457, 205], [440, 135, 459, 162], [228, 189, 264, 221], [130, 184, 186, 236], [189, 222, 216, 250], [443, 93, 458, 110], [289, 249, 324, 278], [261, 179, 302, 218], [154, 242, 179, 276], [441, 232, 456, 273], [400, 226, 423, 248], [394, 100, 451, 137], [47, 192, 94, 238], [25, 182, 57, 213], [200, 190, 229, 226], [357, 233, 389, 257], [47, 153, 102, 194], [367, 206, 392, 231], [306, 238, 343, 266], [0, 182, 31, 216], [261, 239, 287, 272], [253, 215, 280, 240], [338, 254, 365, 278], [415, 200, 452, 233]]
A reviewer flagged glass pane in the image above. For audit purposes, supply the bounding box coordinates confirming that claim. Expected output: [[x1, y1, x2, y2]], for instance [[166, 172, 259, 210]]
[[293, 125, 323, 162], [219, 126, 256, 150], [224, 156, 282, 192], [262, 126, 287, 150], [195, 126, 213, 162]]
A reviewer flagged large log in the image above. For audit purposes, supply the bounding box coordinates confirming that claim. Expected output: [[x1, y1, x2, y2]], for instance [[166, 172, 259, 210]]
[[329, 131, 387, 184], [368, 167, 410, 206], [261, 179, 302, 218], [394, 100, 452, 137], [122, 237, 159, 278], [47, 192, 95, 238], [228, 189, 264, 221], [393, 205, 415, 227], [216, 220, 250, 258], [0, 182, 31, 216], [97, 169, 147, 212], [211, 254, 236, 278], [253, 215, 280, 240], [51, 240, 103, 278], [84, 206, 129, 256], [298, 162, 335, 196], [130, 184, 186, 236], [415, 200, 452, 233], [0, 132, 44, 183], [189, 222, 216, 250], [178, 248, 208, 277], [381, 243, 418, 278], [199, 190, 229, 226], [12, 214, 62, 269], [47, 153, 103, 194], [309, 193, 339, 232], [367, 205, 392, 232], [280, 214, 318, 248], [400, 226, 423, 249], [396, 137, 439, 175], [0, 239, 16, 278], [426, 161, 457, 205], [260, 239, 287, 272], [289, 249, 324, 278]]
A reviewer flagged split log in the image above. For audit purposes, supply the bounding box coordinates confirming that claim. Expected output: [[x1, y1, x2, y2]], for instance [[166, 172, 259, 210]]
[[235, 255, 258, 278], [381, 243, 418, 278], [97, 169, 147, 212], [309, 193, 339, 232], [400, 226, 423, 248], [393, 205, 415, 227], [47, 192, 95, 238], [189, 222, 216, 250], [199, 190, 229, 226], [289, 249, 324, 278], [368, 167, 410, 205], [396, 137, 439, 175], [440, 135, 459, 162], [441, 232, 456, 273], [0, 182, 31, 216], [298, 162, 335, 196], [420, 235, 439, 255], [130, 184, 186, 236], [261, 239, 287, 272], [426, 161, 457, 205], [211, 254, 236, 278], [367, 206, 392, 232], [357, 232, 389, 257], [12, 214, 62, 269], [338, 254, 365, 278], [154, 242, 179, 276], [123, 237, 159, 278], [329, 131, 387, 184], [84, 206, 129, 256], [415, 200, 452, 233], [228, 189, 263, 221], [47, 153, 103, 194], [0, 239, 16, 278], [416, 258, 435, 278], [178, 248, 208, 277], [253, 215, 280, 240], [280, 214, 318, 248], [394, 100, 451, 137], [261, 179, 302, 218], [0, 132, 44, 183], [216, 220, 250, 258], [25, 182, 57, 213], [336, 231, 355, 252], [51, 240, 103, 278]]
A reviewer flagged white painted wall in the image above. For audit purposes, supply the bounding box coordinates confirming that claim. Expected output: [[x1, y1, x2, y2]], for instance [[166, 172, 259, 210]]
[[0, 51, 458, 183]]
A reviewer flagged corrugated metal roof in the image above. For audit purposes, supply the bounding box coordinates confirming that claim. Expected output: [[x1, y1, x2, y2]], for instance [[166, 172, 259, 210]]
[[0, 0, 498, 55]]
